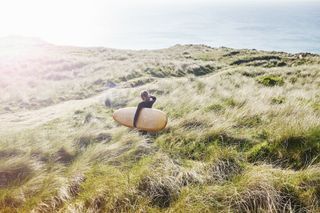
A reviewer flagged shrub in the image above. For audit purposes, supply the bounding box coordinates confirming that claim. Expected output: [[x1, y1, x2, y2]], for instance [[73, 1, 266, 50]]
[[257, 75, 284, 87]]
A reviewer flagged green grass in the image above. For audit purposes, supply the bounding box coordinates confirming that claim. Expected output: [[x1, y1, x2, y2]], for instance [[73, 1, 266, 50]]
[[256, 75, 285, 87], [247, 127, 320, 169], [0, 39, 319, 212]]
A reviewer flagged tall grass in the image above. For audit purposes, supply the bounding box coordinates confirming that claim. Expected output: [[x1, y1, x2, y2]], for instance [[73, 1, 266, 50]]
[[0, 40, 319, 212]]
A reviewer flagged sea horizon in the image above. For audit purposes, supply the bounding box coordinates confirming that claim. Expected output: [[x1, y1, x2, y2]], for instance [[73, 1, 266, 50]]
[[0, 1, 319, 54]]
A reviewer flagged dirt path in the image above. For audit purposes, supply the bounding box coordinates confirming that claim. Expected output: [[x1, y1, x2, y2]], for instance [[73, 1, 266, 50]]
[[0, 92, 106, 134]]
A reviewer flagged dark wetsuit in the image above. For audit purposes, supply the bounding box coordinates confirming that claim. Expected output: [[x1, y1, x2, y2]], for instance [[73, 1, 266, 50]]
[[133, 96, 156, 128]]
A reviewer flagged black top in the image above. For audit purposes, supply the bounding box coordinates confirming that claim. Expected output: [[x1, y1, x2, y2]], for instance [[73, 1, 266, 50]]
[[133, 96, 156, 127]]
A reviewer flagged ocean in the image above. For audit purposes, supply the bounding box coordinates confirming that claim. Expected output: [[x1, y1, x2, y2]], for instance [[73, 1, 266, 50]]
[[99, 1, 320, 53]]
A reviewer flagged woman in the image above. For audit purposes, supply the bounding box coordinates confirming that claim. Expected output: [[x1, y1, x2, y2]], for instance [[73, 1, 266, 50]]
[[133, 91, 156, 128]]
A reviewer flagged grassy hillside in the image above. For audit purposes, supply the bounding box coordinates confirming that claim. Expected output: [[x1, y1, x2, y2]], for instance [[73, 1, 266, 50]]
[[0, 38, 320, 212]]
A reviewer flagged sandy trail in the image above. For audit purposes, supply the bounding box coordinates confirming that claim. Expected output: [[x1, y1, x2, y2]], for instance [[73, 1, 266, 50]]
[[0, 92, 105, 134]]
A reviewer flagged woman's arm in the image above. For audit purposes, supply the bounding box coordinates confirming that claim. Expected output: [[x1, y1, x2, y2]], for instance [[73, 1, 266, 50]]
[[133, 103, 143, 127]]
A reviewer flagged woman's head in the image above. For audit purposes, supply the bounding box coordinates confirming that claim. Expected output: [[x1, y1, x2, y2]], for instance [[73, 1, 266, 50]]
[[140, 90, 149, 101]]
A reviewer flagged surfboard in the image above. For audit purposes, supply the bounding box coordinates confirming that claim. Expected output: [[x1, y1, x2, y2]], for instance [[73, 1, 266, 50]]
[[112, 107, 167, 132]]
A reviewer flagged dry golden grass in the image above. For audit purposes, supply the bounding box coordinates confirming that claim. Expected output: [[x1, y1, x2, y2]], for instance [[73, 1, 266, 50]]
[[0, 38, 319, 212]]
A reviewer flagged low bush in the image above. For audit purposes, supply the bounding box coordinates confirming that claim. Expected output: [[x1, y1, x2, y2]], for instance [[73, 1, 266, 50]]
[[257, 75, 284, 87]]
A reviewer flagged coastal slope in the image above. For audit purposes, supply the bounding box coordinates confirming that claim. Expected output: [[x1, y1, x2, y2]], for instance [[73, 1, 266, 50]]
[[0, 38, 320, 212]]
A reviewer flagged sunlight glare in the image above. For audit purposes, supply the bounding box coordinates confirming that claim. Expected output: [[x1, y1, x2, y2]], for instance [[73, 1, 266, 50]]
[[0, 0, 118, 46]]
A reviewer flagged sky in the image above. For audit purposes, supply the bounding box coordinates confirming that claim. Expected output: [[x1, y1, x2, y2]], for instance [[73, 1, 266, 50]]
[[0, 0, 319, 49]]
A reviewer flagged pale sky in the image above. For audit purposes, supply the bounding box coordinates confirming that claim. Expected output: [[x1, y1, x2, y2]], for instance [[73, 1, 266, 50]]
[[0, 0, 318, 48]]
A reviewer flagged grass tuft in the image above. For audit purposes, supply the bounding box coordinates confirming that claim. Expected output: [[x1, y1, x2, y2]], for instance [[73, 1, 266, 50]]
[[248, 127, 320, 169], [0, 43, 319, 211], [257, 75, 284, 87]]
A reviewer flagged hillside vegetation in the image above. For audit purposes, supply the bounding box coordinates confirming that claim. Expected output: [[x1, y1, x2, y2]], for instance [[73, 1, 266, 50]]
[[0, 38, 320, 212]]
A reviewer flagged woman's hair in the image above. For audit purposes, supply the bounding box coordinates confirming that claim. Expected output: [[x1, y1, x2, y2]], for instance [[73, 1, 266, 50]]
[[140, 91, 149, 99]]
